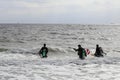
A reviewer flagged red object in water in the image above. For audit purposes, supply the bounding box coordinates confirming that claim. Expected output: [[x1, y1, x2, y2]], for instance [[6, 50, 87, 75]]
[[85, 49, 90, 55]]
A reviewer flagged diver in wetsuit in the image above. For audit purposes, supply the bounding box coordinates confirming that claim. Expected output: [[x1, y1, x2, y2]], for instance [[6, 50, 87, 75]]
[[94, 44, 104, 57], [74, 45, 87, 59], [39, 44, 48, 58]]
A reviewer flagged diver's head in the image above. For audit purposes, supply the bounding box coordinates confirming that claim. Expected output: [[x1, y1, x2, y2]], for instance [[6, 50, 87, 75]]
[[78, 45, 81, 48], [44, 44, 46, 47], [96, 44, 99, 47]]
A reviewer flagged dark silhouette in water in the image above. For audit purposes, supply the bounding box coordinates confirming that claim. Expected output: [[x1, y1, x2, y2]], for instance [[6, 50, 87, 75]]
[[94, 44, 106, 57], [73, 45, 87, 59], [39, 44, 48, 58]]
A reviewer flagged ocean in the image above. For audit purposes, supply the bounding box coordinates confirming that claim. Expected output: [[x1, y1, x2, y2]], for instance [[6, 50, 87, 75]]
[[0, 24, 120, 80]]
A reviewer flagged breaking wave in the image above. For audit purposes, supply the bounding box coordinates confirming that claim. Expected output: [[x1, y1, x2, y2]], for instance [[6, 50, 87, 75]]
[[2, 47, 73, 56]]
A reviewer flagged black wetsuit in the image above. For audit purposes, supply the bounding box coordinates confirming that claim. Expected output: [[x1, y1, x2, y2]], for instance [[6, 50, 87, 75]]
[[39, 47, 48, 58], [94, 47, 103, 57], [75, 47, 87, 59]]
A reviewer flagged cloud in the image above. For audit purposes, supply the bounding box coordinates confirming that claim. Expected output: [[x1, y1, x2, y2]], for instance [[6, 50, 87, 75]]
[[0, 0, 120, 23], [1, 0, 120, 15]]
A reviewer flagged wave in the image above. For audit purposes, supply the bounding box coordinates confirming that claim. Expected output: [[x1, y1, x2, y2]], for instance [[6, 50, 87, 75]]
[[2, 47, 73, 56], [0, 48, 8, 52], [0, 39, 10, 42], [1, 46, 110, 58], [36, 56, 120, 66], [48, 47, 68, 53]]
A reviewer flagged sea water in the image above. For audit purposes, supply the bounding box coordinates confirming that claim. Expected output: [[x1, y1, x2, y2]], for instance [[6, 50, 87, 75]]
[[0, 24, 120, 80]]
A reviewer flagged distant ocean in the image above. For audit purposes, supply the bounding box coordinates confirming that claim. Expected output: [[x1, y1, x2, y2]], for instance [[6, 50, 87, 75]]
[[0, 24, 120, 80]]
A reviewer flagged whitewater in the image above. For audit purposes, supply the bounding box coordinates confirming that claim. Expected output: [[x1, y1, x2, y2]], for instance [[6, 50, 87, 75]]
[[0, 24, 120, 80]]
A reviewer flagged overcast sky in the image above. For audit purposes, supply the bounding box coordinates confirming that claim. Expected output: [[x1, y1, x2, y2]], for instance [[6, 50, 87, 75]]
[[0, 0, 120, 24]]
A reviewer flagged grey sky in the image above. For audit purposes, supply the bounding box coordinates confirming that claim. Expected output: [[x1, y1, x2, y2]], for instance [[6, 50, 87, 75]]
[[0, 0, 120, 24]]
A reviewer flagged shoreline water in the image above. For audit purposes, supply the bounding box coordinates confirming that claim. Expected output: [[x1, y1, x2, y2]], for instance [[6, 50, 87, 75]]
[[0, 24, 120, 80]]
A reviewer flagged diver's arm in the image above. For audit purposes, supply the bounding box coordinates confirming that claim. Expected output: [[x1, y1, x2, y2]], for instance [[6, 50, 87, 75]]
[[46, 47, 48, 54], [39, 47, 43, 54], [73, 48, 78, 51]]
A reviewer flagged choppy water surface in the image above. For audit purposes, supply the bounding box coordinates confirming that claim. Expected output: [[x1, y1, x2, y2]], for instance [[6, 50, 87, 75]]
[[0, 24, 120, 80]]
